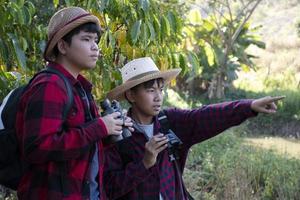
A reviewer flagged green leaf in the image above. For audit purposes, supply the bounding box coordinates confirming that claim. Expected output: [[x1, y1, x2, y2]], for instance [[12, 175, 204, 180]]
[[130, 20, 142, 45], [171, 53, 177, 68], [146, 21, 156, 41], [160, 16, 170, 42], [25, 1, 35, 16], [139, 0, 150, 12], [141, 23, 150, 48], [152, 15, 160, 41], [0, 38, 9, 66], [8, 33, 27, 69], [226, 67, 238, 82], [250, 40, 266, 49], [187, 51, 200, 75], [53, 0, 59, 8], [108, 31, 116, 49], [167, 11, 177, 32], [99, 31, 109, 48], [187, 9, 201, 24], [102, 69, 111, 91], [86, 0, 93, 9], [16, 0, 24, 7], [211, 44, 224, 66], [202, 19, 214, 32], [204, 42, 215, 67], [12, 2, 25, 25], [10, 3, 22, 24], [179, 53, 187, 74], [23, 6, 32, 25], [19, 37, 28, 51]]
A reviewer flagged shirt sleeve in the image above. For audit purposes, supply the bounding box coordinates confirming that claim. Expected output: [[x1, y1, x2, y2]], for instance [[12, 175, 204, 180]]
[[103, 146, 155, 200], [165, 100, 257, 147], [19, 79, 108, 163]]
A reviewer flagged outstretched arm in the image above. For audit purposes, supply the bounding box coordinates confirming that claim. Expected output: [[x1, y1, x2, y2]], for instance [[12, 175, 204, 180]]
[[165, 97, 284, 147]]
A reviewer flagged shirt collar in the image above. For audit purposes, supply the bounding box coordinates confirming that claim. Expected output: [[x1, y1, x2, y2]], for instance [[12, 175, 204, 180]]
[[127, 107, 161, 135]]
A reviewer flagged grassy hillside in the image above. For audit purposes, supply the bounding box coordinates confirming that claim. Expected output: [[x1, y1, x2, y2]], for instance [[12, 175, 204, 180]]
[[237, 0, 300, 91]]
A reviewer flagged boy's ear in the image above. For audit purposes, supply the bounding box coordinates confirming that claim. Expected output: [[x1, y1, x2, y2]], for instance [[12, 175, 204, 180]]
[[57, 39, 68, 55], [125, 90, 135, 103]]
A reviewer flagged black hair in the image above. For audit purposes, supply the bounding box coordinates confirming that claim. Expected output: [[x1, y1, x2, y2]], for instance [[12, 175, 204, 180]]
[[131, 78, 164, 91], [125, 78, 165, 103], [53, 22, 101, 57]]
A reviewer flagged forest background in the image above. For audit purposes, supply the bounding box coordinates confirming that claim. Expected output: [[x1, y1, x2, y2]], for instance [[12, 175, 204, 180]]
[[0, 0, 299, 199]]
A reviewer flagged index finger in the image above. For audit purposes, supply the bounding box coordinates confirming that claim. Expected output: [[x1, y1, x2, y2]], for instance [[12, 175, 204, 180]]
[[268, 96, 286, 102], [110, 112, 121, 118]]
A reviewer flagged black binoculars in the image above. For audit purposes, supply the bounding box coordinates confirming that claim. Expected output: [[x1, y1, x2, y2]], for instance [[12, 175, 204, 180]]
[[100, 99, 132, 144], [164, 129, 183, 161]]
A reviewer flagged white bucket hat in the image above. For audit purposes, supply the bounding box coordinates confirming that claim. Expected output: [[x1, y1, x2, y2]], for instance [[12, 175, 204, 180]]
[[107, 57, 181, 101]]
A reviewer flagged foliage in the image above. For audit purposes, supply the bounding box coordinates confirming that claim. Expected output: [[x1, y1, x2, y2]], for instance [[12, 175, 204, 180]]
[[184, 131, 300, 199], [0, 0, 47, 72], [83, 0, 188, 101], [0, 0, 266, 102], [178, 0, 265, 99], [0, 0, 196, 102]]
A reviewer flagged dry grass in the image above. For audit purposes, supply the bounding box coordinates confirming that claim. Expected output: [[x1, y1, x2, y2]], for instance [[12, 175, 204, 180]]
[[245, 137, 300, 159]]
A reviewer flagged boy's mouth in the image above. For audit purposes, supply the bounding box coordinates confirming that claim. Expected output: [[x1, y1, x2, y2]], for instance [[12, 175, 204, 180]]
[[90, 56, 98, 61], [153, 105, 161, 111]]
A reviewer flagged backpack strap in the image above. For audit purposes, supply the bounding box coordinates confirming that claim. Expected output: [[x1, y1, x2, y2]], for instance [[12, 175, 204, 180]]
[[74, 85, 94, 122], [29, 68, 74, 122], [157, 110, 170, 133], [36, 68, 74, 196], [41, 68, 74, 121]]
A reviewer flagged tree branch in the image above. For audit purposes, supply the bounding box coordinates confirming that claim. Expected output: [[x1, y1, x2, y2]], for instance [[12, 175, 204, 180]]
[[231, 0, 263, 46]]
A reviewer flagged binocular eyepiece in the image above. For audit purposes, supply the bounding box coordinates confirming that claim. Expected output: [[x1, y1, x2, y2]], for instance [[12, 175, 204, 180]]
[[100, 98, 131, 144]]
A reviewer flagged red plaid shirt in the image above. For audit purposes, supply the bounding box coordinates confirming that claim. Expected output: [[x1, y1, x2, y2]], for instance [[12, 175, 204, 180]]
[[16, 63, 108, 200], [103, 100, 257, 200]]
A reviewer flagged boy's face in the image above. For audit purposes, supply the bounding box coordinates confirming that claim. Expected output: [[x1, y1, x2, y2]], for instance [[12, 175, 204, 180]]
[[63, 30, 99, 70], [128, 80, 164, 118]]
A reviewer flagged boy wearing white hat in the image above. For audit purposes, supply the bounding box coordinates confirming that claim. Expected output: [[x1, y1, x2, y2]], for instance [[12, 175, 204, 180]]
[[103, 57, 284, 200], [15, 7, 131, 200]]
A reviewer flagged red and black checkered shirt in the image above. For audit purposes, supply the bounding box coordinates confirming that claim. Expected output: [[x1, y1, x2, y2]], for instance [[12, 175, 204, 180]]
[[103, 100, 257, 200], [16, 63, 108, 200]]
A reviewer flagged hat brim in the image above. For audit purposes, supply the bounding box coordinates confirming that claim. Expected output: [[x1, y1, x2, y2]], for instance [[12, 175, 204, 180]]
[[107, 68, 181, 101], [44, 15, 101, 62]]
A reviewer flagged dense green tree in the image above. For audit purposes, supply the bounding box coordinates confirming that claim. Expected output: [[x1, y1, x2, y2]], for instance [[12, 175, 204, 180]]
[[0, 0, 265, 101], [0, 0, 188, 101], [181, 0, 265, 99]]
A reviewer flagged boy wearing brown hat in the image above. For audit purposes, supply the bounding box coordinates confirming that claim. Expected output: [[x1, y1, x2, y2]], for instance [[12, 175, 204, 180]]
[[15, 7, 131, 200], [103, 57, 284, 200]]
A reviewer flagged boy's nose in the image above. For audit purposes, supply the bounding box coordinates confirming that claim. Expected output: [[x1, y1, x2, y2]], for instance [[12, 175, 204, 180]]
[[92, 42, 99, 51]]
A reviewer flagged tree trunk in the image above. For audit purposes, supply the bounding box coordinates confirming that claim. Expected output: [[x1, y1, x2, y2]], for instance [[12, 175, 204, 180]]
[[208, 72, 225, 99]]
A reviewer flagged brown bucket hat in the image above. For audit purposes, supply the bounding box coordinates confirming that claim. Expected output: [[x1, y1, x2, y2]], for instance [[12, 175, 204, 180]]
[[44, 6, 101, 61]]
